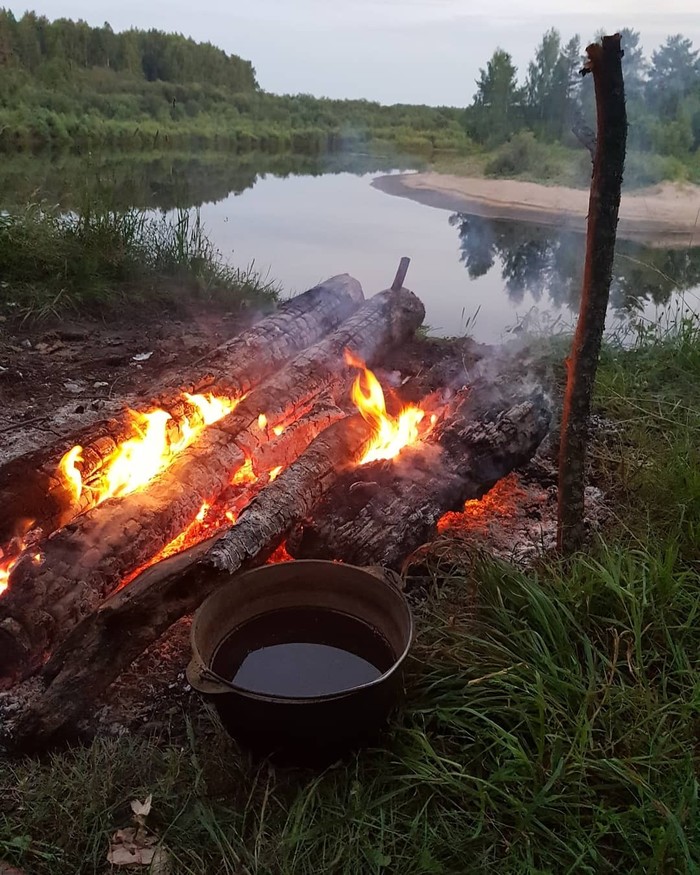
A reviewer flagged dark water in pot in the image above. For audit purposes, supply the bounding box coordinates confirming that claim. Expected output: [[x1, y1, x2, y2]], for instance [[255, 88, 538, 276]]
[[211, 606, 395, 698]]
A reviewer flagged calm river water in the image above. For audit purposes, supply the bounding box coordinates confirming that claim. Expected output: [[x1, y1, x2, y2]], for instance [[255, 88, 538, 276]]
[[4, 152, 699, 343]]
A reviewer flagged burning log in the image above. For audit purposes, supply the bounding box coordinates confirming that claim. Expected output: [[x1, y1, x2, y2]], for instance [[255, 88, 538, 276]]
[[0, 274, 364, 546], [0, 288, 425, 687], [11, 415, 375, 749], [288, 385, 552, 568]]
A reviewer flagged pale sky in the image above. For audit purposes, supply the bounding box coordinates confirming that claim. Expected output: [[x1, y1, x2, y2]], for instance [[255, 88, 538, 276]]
[[8, 0, 700, 105]]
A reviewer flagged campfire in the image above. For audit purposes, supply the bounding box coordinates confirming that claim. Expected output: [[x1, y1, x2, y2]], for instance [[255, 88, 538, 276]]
[[0, 268, 551, 749]]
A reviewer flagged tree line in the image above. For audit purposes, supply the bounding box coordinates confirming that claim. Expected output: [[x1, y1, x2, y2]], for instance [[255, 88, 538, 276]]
[[0, 10, 698, 185], [0, 9, 257, 90], [466, 27, 700, 160]]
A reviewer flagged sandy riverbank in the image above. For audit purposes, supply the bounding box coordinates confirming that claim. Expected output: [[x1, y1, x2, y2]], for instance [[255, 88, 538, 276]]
[[372, 172, 700, 247]]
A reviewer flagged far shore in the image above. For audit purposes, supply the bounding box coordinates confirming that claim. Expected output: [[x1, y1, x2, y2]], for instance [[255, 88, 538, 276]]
[[372, 172, 700, 248]]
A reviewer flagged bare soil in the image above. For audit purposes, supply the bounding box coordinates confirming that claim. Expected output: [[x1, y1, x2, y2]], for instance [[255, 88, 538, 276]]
[[0, 307, 253, 465]]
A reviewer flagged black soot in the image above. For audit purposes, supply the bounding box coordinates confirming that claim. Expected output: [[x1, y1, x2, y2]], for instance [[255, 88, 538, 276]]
[[211, 606, 396, 698]]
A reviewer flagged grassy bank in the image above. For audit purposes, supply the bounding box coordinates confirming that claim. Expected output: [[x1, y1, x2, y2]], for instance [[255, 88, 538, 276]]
[[1, 316, 698, 873], [0, 203, 278, 319], [433, 132, 700, 189]]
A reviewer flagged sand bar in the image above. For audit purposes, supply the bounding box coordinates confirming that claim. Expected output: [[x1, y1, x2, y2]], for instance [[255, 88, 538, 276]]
[[372, 172, 700, 248]]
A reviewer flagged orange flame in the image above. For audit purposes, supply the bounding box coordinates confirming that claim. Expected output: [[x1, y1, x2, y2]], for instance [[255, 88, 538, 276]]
[[258, 413, 267, 430], [345, 350, 426, 464], [273, 424, 284, 436], [0, 537, 27, 595], [268, 465, 283, 482], [59, 445, 83, 503], [0, 552, 18, 595], [232, 457, 257, 485], [56, 392, 238, 509]]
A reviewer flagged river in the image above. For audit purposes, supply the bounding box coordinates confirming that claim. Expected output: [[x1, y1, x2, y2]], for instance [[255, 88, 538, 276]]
[[3, 151, 699, 343]]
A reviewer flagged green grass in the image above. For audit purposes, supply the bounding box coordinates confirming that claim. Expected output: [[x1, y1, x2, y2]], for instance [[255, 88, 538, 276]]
[[0, 201, 278, 320], [432, 137, 700, 189], [1, 317, 699, 874]]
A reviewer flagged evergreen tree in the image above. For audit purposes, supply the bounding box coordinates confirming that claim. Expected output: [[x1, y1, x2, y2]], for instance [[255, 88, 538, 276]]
[[468, 48, 522, 145]]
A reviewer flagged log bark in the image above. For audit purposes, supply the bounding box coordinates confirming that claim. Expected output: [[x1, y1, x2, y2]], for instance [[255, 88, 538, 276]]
[[0, 274, 364, 545], [0, 288, 424, 686], [558, 35, 627, 553], [289, 385, 551, 568], [11, 415, 375, 750]]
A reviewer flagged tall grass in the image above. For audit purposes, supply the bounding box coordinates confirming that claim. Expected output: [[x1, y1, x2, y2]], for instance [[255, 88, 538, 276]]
[[0, 200, 278, 319]]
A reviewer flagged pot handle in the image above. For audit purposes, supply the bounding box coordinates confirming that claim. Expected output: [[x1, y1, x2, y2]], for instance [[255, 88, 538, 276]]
[[186, 651, 231, 696]]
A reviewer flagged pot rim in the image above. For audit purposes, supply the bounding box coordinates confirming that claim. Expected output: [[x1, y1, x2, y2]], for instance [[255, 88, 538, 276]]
[[189, 560, 414, 703]]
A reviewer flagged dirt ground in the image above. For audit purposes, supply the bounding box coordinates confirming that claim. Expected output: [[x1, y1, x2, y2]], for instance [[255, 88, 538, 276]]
[[0, 307, 256, 466]]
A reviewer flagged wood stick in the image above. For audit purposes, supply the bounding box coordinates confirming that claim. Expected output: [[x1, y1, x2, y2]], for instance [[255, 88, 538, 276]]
[[558, 35, 627, 552], [391, 256, 411, 291]]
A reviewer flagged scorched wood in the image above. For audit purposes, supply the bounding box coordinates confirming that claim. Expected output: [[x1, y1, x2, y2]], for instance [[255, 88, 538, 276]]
[[0, 287, 424, 687], [11, 415, 375, 749], [0, 274, 364, 545], [289, 387, 551, 568]]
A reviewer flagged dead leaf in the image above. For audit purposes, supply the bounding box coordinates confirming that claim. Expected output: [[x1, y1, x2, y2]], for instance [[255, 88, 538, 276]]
[[131, 352, 153, 362], [107, 826, 158, 867], [130, 794, 153, 818], [149, 846, 172, 875]]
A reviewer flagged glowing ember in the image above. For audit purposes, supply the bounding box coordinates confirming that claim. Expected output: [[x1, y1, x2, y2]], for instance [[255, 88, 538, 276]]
[[345, 350, 426, 465], [273, 424, 284, 436], [258, 413, 267, 430], [268, 465, 283, 482], [0, 538, 27, 595], [231, 457, 257, 485], [437, 474, 526, 535], [56, 392, 238, 509], [225, 510, 237, 523]]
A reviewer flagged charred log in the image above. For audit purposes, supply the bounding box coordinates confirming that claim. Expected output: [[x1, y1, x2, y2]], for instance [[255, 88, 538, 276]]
[[11, 415, 374, 750], [289, 387, 551, 568], [0, 274, 364, 545], [0, 288, 424, 686]]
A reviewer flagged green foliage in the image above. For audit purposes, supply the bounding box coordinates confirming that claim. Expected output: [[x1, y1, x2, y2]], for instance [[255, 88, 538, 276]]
[[0, 10, 470, 157], [0, 9, 257, 89], [466, 27, 700, 186], [467, 48, 523, 146], [484, 130, 567, 180]]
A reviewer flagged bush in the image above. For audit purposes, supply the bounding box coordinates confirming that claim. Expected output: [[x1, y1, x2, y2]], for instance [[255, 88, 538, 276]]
[[485, 130, 564, 180]]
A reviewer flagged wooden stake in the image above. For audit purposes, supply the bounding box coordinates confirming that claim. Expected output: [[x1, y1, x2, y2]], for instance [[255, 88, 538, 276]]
[[557, 35, 627, 553], [391, 257, 411, 291]]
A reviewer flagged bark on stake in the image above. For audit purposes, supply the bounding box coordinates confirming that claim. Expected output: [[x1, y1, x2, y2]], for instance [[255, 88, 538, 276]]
[[557, 34, 627, 553]]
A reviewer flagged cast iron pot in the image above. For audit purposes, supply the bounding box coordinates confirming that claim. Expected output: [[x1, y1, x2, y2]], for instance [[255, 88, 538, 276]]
[[187, 560, 413, 762]]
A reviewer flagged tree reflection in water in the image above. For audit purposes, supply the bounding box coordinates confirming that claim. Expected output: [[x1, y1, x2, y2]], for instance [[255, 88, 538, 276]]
[[450, 212, 700, 316]]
